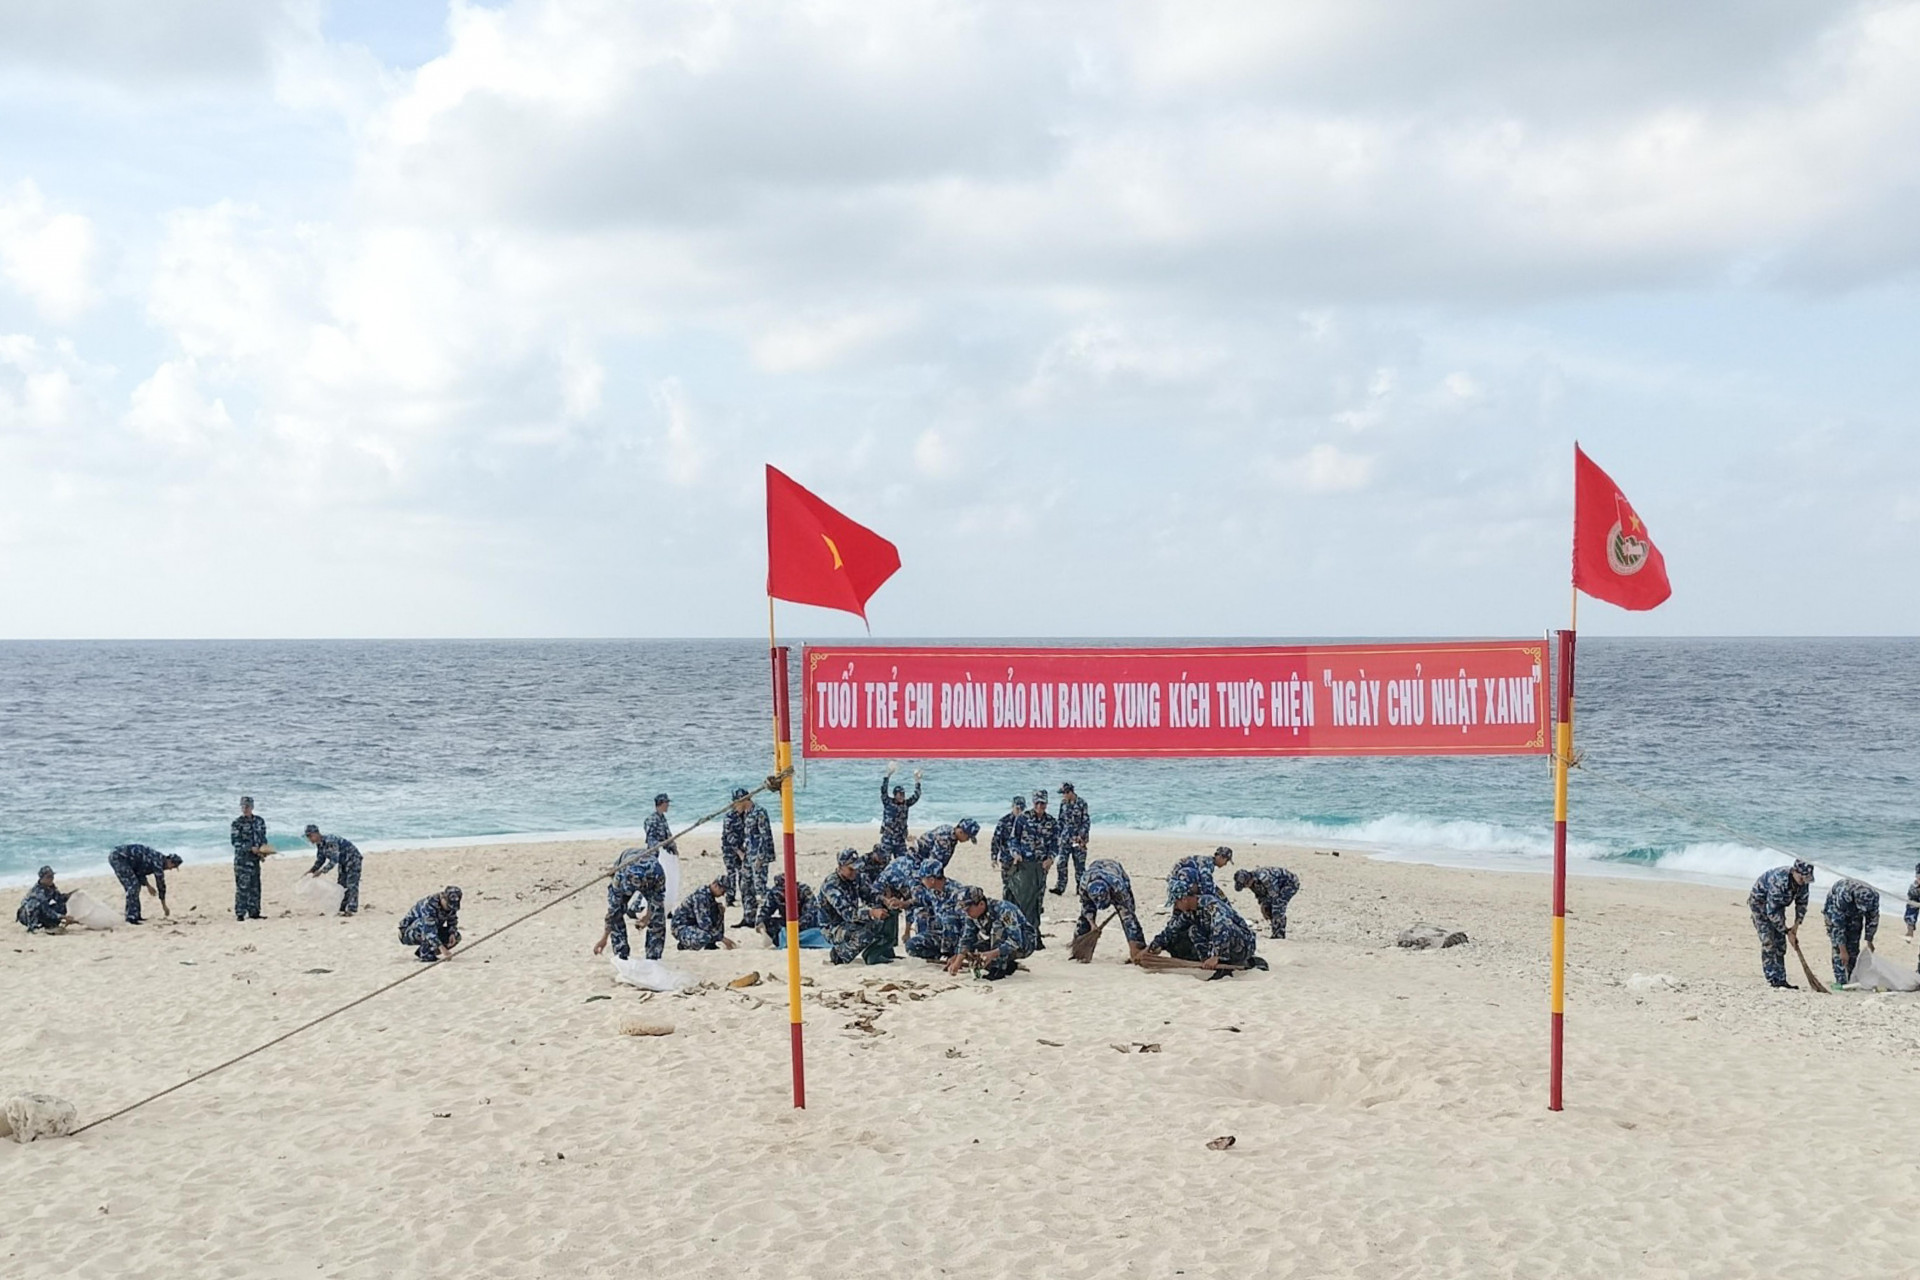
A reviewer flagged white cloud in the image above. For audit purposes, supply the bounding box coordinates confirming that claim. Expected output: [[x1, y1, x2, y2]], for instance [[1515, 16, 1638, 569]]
[[125, 359, 232, 451], [1267, 443, 1375, 494], [0, 181, 94, 323]]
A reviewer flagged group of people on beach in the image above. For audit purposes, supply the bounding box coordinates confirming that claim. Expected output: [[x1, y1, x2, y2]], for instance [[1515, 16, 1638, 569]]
[[1746, 858, 1920, 989], [13, 796, 467, 964], [590, 766, 1304, 982]]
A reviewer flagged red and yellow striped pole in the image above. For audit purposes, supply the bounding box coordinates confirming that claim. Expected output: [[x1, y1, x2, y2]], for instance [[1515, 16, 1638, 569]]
[[769, 629, 806, 1109], [1549, 618, 1576, 1111]]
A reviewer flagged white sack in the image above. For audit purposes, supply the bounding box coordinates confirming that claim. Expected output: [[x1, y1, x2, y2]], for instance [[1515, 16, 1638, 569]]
[[62, 890, 119, 931], [291, 874, 345, 914], [609, 954, 693, 992], [5, 1093, 78, 1143], [1843, 947, 1920, 993]]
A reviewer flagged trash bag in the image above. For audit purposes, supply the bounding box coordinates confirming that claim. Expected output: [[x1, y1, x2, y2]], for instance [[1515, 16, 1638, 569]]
[[659, 851, 681, 919], [290, 874, 345, 914], [1843, 947, 1920, 993], [62, 890, 120, 931], [609, 954, 693, 992]]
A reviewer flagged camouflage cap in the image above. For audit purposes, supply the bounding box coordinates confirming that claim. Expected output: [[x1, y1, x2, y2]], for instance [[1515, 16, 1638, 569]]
[[955, 818, 980, 838], [1791, 860, 1815, 879], [919, 859, 947, 881], [1232, 869, 1253, 889], [960, 885, 988, 907], [836, 847, 863, 867], [1213, 846, 1234, 862]]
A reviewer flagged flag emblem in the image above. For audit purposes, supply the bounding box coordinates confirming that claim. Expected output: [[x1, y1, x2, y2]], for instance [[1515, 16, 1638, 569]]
[[1605, 506, 1650, 577]]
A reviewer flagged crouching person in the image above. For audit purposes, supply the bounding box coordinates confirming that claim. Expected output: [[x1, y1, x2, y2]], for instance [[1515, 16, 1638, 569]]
[[672, 877, 735, 951], [399, 886, 462, 961], [905, 861, 968, 963], [1075, 858, 1147, 958], [16, 866, 69, 933], [950, 885, 1036, 980], [758, 873, 827, 949], [1148, 868, 1266, 979], [819, 847, 893, 965], [594, 849, 666, 961]]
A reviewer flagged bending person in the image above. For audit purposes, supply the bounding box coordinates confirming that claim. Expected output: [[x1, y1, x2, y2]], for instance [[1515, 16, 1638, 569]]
[[758, 872, 827, 949], [818, 848, 893, 965], [1233, 865, 1301, 939], [595, 849, 667, 961], [672, 877, 736, 951], [1823, 877, 1879, 986], [108, 844, 182, 924], [303, 824, 364, 916], [1147, 866, 1266, 979], [1747, 860, 1813, 989], [950, 885, 1037, 980], [1074, 858, 1146, 958]]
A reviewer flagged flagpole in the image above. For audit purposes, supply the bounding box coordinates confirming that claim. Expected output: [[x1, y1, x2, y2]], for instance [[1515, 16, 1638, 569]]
[[768, 602, 807, 1109], [1550, 587, 1577, 1111]]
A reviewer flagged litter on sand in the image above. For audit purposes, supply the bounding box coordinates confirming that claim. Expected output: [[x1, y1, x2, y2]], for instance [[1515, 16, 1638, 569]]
[[609, 954, 693, 992], [290, 875, 345, 914], [1842, 948, 1920, 993]]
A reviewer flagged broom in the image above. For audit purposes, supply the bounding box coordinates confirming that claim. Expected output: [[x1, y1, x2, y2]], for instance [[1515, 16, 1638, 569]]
[[1788, 931, 1829, 994], [1068, 912, 1115, 963], [1132, 951, 1252, 977]]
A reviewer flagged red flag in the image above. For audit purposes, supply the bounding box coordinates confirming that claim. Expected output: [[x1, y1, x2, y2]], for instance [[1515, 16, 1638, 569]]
[[1573, 445, 1670, 611], [765, 465, 901, 620]]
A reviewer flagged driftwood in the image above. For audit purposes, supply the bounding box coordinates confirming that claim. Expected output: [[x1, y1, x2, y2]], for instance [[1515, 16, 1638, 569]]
[[1068, 912, 1116, 963]]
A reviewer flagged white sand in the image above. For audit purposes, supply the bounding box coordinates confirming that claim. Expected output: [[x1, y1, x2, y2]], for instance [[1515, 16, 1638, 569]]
[[5, 829, 1919, 1278]]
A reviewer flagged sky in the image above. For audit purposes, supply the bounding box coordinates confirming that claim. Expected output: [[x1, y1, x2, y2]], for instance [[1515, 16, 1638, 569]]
[[1, 0, 1916, 640]]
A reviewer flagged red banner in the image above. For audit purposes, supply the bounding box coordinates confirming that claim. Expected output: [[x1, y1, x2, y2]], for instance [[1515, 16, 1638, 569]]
[[803, 643, 1549, 759]]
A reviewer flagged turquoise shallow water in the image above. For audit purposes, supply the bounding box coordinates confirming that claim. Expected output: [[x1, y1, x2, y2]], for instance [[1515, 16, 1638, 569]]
[[1, 638, 1914, 893]]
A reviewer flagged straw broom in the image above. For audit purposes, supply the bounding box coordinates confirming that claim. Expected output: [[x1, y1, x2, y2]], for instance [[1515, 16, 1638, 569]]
[[1068, 911, 1115, 963], [1788, 931, 1829, 994]]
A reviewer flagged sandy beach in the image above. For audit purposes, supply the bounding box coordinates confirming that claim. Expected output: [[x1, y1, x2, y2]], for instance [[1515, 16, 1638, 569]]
[[5, 828, 1919, 1279]]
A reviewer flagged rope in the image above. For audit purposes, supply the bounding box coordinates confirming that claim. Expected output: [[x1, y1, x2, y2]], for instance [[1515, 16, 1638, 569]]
[[71, 772, 790, 1137], [1560, 751, 1915, 903]]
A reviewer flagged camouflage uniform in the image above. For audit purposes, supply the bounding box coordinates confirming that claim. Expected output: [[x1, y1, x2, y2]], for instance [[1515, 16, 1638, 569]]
[[1052, 786, 1090, 894], [16, 879, 67, 932], [819, 857, 890, 965], [914, 824, 962, 873], [1022, 801, 1060, 878], [990, 800, 1026, 874], [1236, 866, 1301, 939], [1150, 893, 1258, 970], [605, 852, 667, 961], [108, 844, 172, 924], [905, 867, 973, 962], [1822, 878, 1880, 986], [719, 807, 746, 907], [671, 886, 729, 951], [231, 811, 268, 920], [757, 874, 822, 945], [1075, 858, 1146, 949], [879, 774, 921, 859], [1747, 865, 1810, 988], [872, 854, 921, 955], [645, 808, 678, 860], [959, 893, 1037, 979], [307, 834, 364, 915], [399, 891, 461, 961], [741, 802, 775, 923], [1904, 868, 1920, 934], [1168, 851, 1230, 904]]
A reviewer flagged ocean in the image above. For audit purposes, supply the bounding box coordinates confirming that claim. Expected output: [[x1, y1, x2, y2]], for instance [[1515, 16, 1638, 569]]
[[2, 639, 1914, 894]]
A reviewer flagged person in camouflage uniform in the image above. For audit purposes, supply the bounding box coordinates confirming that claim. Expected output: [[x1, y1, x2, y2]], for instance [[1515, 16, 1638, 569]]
[[758, 873, 825, 948], [231, 796, 271, 921], [1073, 858, 1146, 954], [1051, 781, 1090, 896], [818, 848, 893, 965], [594, 849, 666, 961], [951, 885, 1037, 979], [303, 824, 364, 915], [905, 860, 971, 962], [879, 763, 922, 859], [108, 844, 181, 924], [1024, 790, 1060, 887], [399, 886, 462, 961], [872, 851, 920, 957], [739, 782, 777, 927], [720, 788, 750, 907], [1168, 847, 1233, 904], [913, 819, 980, 874], [1903, 861, 1920, 940], [15, 866, 68, 932], [1232, 865, 1302, 939], [990, 796, 1025, 872], [645, 794, 678, 862], [1747, 860, 1813, 988], [1822, 877, 1880, 986], [672, 878, 734, 951], [1149, 866, 1264, 978]]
